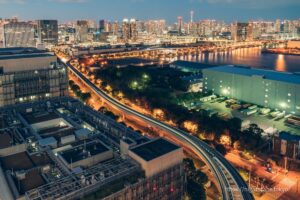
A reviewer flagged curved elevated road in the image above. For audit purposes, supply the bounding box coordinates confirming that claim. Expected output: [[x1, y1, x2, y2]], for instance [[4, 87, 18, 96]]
[[65, 61, 254, 200]]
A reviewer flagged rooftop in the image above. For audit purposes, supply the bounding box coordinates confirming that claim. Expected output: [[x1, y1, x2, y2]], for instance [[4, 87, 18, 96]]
[[203, 65, 300, 84], [22, 112, 60, 124], [279, 131, 300, 141], [172, 60, 216, 70], [0, 133, 12, 149], [60, 140, 110, 163], [130, 138, 180, 161], [0, 47, 43, 55], [0, 152, 34, 171], [0, 53, 55, 60]]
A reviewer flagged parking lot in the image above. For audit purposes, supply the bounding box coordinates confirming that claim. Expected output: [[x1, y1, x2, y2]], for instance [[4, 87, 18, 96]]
[[186, 96, 300, 136]]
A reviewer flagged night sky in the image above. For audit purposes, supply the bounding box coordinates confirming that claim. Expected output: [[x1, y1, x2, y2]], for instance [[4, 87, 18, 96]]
[[0, 0, 299, 23]]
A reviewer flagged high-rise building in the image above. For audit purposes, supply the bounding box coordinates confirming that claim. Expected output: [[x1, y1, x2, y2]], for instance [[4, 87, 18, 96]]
[[3, 22, 37, 47], [122, 18, 138, 42], [76, 20, 89, 43], [144, 20, 166, 35], [111, 21, 119, 35], [190, 11, 194, 23], [232, 22, 253, 42], [0, 48, 67, 107], [177, 16, 183, 34], [99, 19, 106, 33], [275, 19, 281, 33], [37, 20, 58, 45]]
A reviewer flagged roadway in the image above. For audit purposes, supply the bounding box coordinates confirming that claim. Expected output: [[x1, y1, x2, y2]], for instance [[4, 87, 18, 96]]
[[64, 60, 254, 200]]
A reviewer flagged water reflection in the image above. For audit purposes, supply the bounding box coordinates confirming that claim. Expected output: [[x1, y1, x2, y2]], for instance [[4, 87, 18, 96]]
[[275, 54, 286, 72], [179, 47, 300, 72]]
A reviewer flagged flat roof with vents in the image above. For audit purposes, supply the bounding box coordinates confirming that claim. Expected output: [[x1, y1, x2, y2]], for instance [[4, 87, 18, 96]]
[[130, 138, 180, 161]]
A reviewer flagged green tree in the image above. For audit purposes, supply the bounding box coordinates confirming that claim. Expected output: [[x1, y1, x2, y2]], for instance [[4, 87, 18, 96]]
[[80, 92, 91, 102], [71, 84, 80, 92], [187, 180, 206, 200], [69, 80, 75, 86]]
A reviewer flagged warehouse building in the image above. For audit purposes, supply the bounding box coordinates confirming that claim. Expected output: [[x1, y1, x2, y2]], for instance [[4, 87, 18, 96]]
[[203, 65, 300, 115]]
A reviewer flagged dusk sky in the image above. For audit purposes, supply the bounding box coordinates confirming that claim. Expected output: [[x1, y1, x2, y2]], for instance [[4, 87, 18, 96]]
[[0, 0, 299, 23]]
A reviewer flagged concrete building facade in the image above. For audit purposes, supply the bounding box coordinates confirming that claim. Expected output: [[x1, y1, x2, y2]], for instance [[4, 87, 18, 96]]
[[0, 48, 68, 107], [203, 65, 300, 115], [3, 22, 36, 47]]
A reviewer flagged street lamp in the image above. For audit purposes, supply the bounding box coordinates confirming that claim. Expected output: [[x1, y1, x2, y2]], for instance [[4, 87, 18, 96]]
[[222, 88, 229, 96]]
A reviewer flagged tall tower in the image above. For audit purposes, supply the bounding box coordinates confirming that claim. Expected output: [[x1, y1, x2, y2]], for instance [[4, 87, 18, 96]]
[[190, 10, 194, 23], [178, 16, 182, 34]]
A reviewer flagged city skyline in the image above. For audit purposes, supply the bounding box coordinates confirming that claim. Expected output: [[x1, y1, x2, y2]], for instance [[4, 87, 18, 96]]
[[0, 0, 300, 23]]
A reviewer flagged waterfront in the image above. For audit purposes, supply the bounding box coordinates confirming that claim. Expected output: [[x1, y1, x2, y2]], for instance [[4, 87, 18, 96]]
[[179, 47, 300, 73]]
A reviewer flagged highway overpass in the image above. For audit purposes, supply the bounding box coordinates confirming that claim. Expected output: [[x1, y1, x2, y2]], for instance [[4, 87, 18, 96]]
[[64, 60, 254, 200]]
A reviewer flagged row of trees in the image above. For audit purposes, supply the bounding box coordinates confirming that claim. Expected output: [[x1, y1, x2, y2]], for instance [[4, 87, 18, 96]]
[[69, 80, 91, 103], [184, 158, 208, 200], [96, 66, 265, 153]]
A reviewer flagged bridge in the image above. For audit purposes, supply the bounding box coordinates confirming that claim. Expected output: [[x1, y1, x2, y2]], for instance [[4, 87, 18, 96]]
[[80, 41, 262, 60]]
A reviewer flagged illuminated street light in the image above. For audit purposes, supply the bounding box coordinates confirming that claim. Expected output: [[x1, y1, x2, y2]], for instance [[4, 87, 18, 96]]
[[279, 102, 287, 108], [222, 88, 230, 95], [143, 74, 149, 79]]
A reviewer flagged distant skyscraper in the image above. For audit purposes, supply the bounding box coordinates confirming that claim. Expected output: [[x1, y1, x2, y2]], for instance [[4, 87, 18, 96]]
[[232, 22, 253, 42], [145, 20, 166, 35], [190, 11, 194, 23], [111, 21, 119, 35], [99, 20, 105, 33], [76, 20, 89, 43], [122, 19, 130, 42], [122, 18, 138, 42], [130, 19, 138, 41], [37, 20, 58, 45], [3, 22, 36, 47], [275, 19, 281, 33], [178, 16, 183, 34]]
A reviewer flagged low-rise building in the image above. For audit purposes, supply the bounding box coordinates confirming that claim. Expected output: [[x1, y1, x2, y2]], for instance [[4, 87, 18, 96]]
[[129, 138, 184, 177], [273, 132, 300, 160], [287, 40, 300, 48]]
